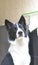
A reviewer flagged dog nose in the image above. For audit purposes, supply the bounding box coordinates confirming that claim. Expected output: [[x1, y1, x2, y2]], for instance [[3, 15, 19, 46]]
[[18, 31, 22, 35]]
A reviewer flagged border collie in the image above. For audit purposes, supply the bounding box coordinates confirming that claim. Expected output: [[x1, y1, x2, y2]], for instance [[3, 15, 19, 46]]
[[1, 16, 31, 65]]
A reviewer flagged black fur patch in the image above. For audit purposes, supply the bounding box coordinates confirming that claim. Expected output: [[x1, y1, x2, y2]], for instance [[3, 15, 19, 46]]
[[18, 16, 26, 30], [5, 16, 26, 41]]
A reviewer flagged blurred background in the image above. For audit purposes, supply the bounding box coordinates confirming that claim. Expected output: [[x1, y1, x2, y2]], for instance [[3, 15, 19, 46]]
[[0, 0, 38, 25]]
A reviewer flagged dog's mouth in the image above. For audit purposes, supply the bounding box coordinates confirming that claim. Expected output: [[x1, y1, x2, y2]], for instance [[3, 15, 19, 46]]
[[16, 36, 24, 41], [19, 34, 23, 37], [16, 37, 24, 43], [16, 31, 25, 39], [17, 34, 25, 40]]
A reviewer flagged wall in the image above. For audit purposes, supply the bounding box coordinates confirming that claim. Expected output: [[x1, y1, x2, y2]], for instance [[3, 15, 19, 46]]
[[0, 0, 38, 25], [29, 14, 38, 32]]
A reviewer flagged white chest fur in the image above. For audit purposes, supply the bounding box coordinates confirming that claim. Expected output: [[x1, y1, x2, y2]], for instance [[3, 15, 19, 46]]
[[8, 37, 31, 65]]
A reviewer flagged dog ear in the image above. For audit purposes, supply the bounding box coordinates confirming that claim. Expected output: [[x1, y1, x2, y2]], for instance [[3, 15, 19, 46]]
[[18, 15, 26, 30], [5, 19, 13, 30]]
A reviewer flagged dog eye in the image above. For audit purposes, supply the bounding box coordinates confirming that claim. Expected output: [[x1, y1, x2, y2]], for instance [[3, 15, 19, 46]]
[[13, 24, 17, 30], [19, 24, 22, 28], [14, 26, 17, 30]]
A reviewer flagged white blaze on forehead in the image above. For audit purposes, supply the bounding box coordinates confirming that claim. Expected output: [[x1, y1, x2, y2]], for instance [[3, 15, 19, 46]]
[[16, 24, 25, 38]]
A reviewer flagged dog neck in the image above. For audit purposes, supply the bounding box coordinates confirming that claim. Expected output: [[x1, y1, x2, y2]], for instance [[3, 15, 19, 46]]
[[8, 36, 30, 65], [8, 36, 29, 49]]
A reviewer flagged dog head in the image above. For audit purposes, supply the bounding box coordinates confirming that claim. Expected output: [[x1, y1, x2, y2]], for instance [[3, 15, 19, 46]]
[[5, 16, 27, 41]]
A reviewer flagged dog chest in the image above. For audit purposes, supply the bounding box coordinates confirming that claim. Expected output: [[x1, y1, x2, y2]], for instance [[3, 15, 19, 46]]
[[8, 42, 30, 65]]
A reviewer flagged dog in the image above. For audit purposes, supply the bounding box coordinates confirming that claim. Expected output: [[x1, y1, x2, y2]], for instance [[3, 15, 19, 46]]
[[1, 16, 31, 65]]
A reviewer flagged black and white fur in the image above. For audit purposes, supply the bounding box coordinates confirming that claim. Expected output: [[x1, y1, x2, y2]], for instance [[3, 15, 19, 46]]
[[1, 16, 31, 65]]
